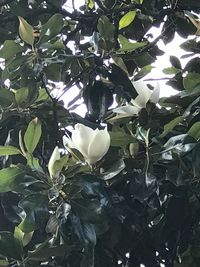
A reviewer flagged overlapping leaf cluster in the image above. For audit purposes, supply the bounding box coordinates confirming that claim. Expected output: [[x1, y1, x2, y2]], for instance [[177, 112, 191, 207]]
[[0, 0, 200, 266]]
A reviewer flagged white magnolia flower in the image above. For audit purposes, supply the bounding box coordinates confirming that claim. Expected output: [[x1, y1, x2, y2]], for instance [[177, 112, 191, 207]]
[[113, 80, 160, 117], [63, 123, 110, 165], [48, 146, 60, 178]]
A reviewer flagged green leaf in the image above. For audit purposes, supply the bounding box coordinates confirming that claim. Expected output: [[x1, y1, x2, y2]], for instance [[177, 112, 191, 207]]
[[162, 134, 196, 160], [119, 11, 136, 30], [111, 55, 129, 75], [0, 40, 24, 60], [160, 116, 184, 138], [163, 67, 181, 75], [18, 194, 49, 232], [0, 232, 23, 260], [85, 0, 95, 9], [109, 131, 136, 146], [24, 117, 42, 154], [118, 35, 147, 53], [134, 65, 154, 80], [53, 155, 69, 176], [0, 89, 15, 108], [0, 259, 9, 267], [0, 167, 24, 193], [18, 17, 34, 46], [169, 55, 182, 69], [39, 14, 64, 44], [101, 159, 125, 180], [180, 39, 200, 52], [0, 146, 21, 156], [28, 243, 71, 261], [15, 87, 29, 106], [187, 122, 200, 140], [183, 72, 200, 91], [97, 15, 115, 41]]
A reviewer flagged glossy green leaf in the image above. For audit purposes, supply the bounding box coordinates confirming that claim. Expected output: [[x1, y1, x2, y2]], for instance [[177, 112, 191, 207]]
[[160, 116, 184, 138], [18, 17, 34, 46], [187, 122, 200, 140], [0, 232, 23, 260], [0, 40, 24, 60], [18, 194, 49, 232], [162, 134, 196, 160], [24, 117, 42, 154], [109, 131, 136, 146], [0, 167, 24, 192], [118, 35, 147, 53], [53, 155, 69, 176], [0, 146, 21, 156], [101, 159, 125, 180], [39, 14, 64, 44], [119, 11, 136, 30]]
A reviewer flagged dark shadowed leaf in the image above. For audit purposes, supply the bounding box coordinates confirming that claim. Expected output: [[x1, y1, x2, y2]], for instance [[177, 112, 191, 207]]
[[97, 15, 115, 41], [0, 167, 24, 193], [0, 232, 23, 260], [18, 194, 49, 232]]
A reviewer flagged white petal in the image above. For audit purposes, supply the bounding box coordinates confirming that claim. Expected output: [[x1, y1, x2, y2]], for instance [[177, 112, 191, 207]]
[[113, 105, 141, 115], [87, 128, 110, 165], [48, 146, 60, 178], [63, 135, 75, 149], [132, 80, 152, 107], [150, 83, 160, 103], [71, 123, 94, 158]]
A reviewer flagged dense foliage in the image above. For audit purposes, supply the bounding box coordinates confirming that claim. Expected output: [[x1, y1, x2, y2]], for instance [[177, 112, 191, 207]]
[[1, 0, 200, 266]]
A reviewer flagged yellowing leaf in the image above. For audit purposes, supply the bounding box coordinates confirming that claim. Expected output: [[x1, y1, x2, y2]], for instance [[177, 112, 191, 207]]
[[85, 0, 94, 9], [119, 11, 136, 30], [18, 17, 34, 46]]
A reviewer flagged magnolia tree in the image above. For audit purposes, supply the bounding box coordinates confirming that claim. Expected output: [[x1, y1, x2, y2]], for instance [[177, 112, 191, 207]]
[[1, 0, 200, 266]]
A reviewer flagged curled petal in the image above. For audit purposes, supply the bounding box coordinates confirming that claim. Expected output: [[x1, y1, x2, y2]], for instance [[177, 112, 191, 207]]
[[113, 105, 141, 116], [63, 135, 75, 149], [132, 80, 152, 108], [150, 83, 160, 103], [48, 146, 60, 178], [87, 128, 110, 165]]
